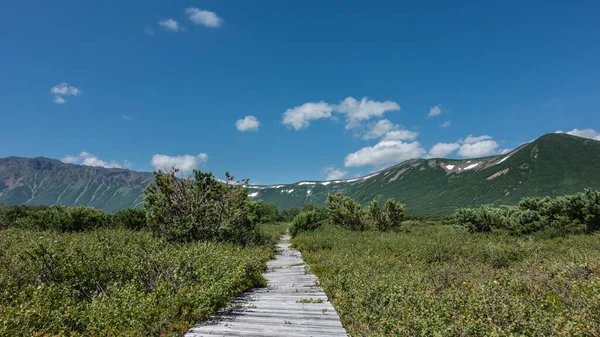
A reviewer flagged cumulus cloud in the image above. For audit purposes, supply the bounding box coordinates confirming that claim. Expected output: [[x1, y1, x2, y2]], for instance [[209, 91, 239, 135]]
[[159, 18, 181, 31], [236, 115, 260, 132], [185, 7, 223, 27], [282, 97, 400, 131], [463, 134, 492, 144], [62, 151, 122, 168], [382, 129, 419, 141], [557, 128, 600, 141], [428, 142, 460, 158], [335, 97, 400, 129], [151, 153, 208, 172], [362, 119, 398, 139], [344, 140, 426, 168], [440, 120, 451, 128], [282, 101, 333, 130], [51, 83, 81, 104], [322, 167, 347, 180], [457, 140, 499, 158], [428, 104, 442, 117]]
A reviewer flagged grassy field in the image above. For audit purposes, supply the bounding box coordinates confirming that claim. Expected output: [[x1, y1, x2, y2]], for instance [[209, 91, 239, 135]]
[[292, 223, 600, 336], [0, 223, 286, 336]]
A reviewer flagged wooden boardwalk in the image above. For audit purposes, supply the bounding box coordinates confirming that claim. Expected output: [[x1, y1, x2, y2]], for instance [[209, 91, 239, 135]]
[[185, 235, 347, 337]]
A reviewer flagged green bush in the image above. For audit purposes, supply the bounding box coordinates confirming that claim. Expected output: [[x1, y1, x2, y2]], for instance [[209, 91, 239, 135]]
[[289, 210, 323, 237], [111, 208, 147, 230], [0, 227, 273, 336], [0, 204, 50, 229], [249, 201, 281, 224], [455, 190, 600, 236], [327, 193, 364, 230], [144, 169, 264, 246], [15, 205, 108, 231], [362, 199, 405, 231]]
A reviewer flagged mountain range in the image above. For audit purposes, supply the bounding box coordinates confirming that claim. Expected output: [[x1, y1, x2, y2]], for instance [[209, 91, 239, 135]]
[[1, 133, 599, 214]]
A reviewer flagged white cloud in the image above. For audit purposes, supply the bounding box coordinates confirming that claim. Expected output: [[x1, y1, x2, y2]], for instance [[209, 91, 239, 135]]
[[428, 142, 460, 158], [335, 97, 400, 129], [322, 167, 347, 180], [61, 151, 123, 168], [159, 19, 181, 32], [236, 115, 260, 132], [151, 153, 208, 172], [428, 104, 442, 117], [462, 134, 492, 144], [62, 155, 78, 164], [362, 119, 398, 139], [499, 148, 511, 155], [51, 83, 81, 96], [124, 160, 132, 169], [51, 83, 81, 104], [122, 115, 133, 121], [440, 120, 451, 128], [382, 129, 419, 141], [557, 128, 600, 141], [282, 101, 333, 130], [344, 140, 426, 168], [185, 7, 223, 28], [457, 140, 499, 158]]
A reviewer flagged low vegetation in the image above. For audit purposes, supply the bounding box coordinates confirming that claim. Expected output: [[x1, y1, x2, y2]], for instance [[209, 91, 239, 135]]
[[291, 190, 600, 336], [0, 169, 287, 336], [455, 189, 600, 236]]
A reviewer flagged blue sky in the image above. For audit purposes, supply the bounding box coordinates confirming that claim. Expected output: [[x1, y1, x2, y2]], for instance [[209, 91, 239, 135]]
[[1, 0, 599, 184]]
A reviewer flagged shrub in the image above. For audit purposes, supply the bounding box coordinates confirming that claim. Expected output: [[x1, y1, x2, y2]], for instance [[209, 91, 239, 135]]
[[111, 208, 147, 230], [249, 201, 281, 224], [144, 169, 264, 246], [327, 194, 363, 231], [0, 204, 50, 229], [15, 205, 107, 231], [289, 210, 323, 237], [362, 199, 406, 231], [455, 189, 600, 236], [281, 207, 301, 222]]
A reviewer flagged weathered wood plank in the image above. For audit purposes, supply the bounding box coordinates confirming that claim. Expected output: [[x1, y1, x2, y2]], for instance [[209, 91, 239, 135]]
[[185, 235, 347, 337]]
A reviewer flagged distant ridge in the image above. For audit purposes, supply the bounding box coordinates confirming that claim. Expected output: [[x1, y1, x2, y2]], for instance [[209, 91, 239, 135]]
[[1, 133, 599, 214]]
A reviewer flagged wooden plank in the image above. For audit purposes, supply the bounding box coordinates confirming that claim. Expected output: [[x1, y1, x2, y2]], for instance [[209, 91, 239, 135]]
[[185, 235, 348, 337]]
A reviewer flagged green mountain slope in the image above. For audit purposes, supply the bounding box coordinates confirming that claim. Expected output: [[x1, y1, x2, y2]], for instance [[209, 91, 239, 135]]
[[0, 157, 153, 212], [1, 133, 599, 214], [247, 134, 600, 214]]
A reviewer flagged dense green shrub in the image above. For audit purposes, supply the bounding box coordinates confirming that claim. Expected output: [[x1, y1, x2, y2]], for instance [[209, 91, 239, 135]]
[[0, 204, 49, 229], [0, 227, 273, 336], [281, 207, 301, 222], [456, 190, 600, 236], [289, 210, 323, 237], [249, 201, 281, 224], [15, 205, 107, 231], [144, 169, 264, 246], [110, 208, 147, 230], [362, 199, 406, 231], [327, 193, 364, 230]]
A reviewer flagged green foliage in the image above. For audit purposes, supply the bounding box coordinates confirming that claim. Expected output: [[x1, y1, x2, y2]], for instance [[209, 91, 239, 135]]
[[362, 199, 405, 231], [280, 207, 301, 222], [326, 193, 364, 230], [0, 204, 49, 229], [456, 189, 600, 236], [110, 208, 147, 230], [249, 201, 281, 224], [144, 169, 264, 246], [327, 194, 405, 232], [289, 210, 323, 237], [0, 227, 273, 336], [14, 205, 108, 231], [292, 224, 600, 336]]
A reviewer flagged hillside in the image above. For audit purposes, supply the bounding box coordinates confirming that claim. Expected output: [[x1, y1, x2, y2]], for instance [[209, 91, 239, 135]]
[[1, 133, 599, 214], [247, 133, 600, 214], [0, 157, 153, 212]]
